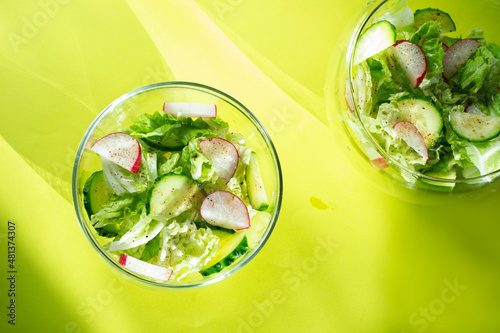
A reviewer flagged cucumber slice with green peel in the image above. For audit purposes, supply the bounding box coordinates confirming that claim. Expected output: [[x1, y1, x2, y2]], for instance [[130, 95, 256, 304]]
[[353, 20, 397, 66], [420, 168, 457, 192], [195, 221, 236, 234], [246, 211, 272, 249], [449, 110, 500, 142], [147, 173, 205, 220], [83, 171, 119, 236], [395, 95, 443, 148], [413, 8, 456, 33], [378, 4, 414, 29], [200, 232, 249, 276], [142, 136, 184, 151], [246, 152, 269, 211], [83, 171, 110, 217]]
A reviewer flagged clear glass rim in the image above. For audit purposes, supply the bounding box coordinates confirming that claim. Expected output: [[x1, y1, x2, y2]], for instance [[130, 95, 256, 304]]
[[72, 81, 283, 288], [347, 0, 500, 185]]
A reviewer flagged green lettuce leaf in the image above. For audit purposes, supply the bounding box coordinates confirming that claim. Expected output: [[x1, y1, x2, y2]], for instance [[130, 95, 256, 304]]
[[90, 192, 148, 238], [140, 233, 160, 261], [451, 139, 500, 177], [459, 45, 500, 95], [409, 21, 445, 79], [446, 117, 500, 177], [158, 152, 182, 176], [366, 57, 401, 108], [466, 29, 486, 43], [487, 43, 500, 58], [179, 137, 219, 183], [126, 111, 229, 148], [488, 94, 500, 117]]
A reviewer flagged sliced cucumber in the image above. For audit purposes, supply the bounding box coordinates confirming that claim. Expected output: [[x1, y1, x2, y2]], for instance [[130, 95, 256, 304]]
[[246, 211, 271, 249], [353, 20, 396, 66], [420, 168, 456, 192], [147, 173, 205, 221], [83, 171, 119, 236], [195, 221, 236, 234], [413, 8, 456, 33], [449, 110, 500, 142], [378, 3, 414, 29], [395, 95, 443, 148], [142, 135, 184, 151], [200, 232, 249, 276], [83, 171, 110, 217], [246, 152, 269, 211]]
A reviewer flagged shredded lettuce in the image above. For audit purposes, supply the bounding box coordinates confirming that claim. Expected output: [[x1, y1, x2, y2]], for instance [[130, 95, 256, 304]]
[[179, 137, 219, 183], [158, 152, 182, 176], [100, 155, 150, 194], [410, 21, 445, 79], [447, 121, 500, 177], [467, 29, 486, 43], [90, 192, 147, 237], [458, 45, 498, 94], [156, 221, 219, 280], [125, 111, 229, 147], [108, 213, 165, 252], [366, 56, 401, 108]]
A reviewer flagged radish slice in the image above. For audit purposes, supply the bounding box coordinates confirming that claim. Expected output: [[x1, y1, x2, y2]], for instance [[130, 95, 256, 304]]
[[199, 138, 239, 184], [465, 103, 485, 116], [163, 102, 217, 118], [200, 191, 250, 230], [91, 133, 142, 173], [360, 141, 389, 170], [371, 157, 389, 171], [119, 254, 172, 281], [443, 39, 480, 80], [345, 79, 355, 112], [391, 40, 427, 88], [393, 121, 429, 160]]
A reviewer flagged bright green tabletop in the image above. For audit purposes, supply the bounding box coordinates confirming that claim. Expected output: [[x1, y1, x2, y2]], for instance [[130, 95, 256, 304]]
[[1, 0, 500, 332]]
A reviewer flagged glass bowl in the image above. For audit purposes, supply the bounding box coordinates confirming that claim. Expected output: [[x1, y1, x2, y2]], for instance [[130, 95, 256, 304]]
[[326, 0, 500, 204], [72, 82, 282, 288]]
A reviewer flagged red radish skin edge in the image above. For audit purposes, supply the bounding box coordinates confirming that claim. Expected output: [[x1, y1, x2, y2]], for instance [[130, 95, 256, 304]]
[[119, 253, 127, 265], [361, 142, 389, 171], [129, 147, 142, 173], [119, 254, 173, 281], [91, 133, 142, 173], [371, 157, 389, 171]]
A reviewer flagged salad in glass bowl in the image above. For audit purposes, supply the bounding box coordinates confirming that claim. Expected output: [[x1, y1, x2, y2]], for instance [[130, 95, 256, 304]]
[[72, 82, 282, 287], [327, 0, 500, 200]]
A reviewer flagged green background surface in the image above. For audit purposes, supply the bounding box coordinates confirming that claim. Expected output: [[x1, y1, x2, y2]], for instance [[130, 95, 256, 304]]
[[1, 0, 500, 332]]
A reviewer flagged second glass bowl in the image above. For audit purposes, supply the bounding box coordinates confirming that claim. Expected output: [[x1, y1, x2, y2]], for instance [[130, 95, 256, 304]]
[[326, 0, 500, 204]]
